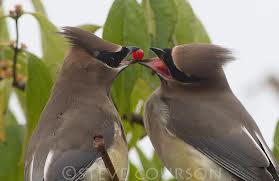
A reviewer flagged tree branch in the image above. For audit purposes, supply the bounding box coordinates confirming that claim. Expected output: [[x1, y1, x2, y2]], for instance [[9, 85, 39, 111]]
[[93, 135, 119, 181]]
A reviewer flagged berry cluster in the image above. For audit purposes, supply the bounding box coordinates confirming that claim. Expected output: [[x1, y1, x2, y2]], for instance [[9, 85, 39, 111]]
[[0, 60, 26, 82], [9, 5, 24, 19]]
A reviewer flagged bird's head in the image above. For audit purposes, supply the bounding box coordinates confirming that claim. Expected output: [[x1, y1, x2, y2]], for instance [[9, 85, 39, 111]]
[[139, 44, 233, 89], [60, 27, 139, 87]]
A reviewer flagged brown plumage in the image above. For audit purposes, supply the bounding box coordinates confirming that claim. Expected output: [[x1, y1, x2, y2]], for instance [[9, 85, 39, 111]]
[[24, 27, 138, 181], [140, 44, 279, 181], [61, 26, 121, 53], [172, 43, 233, 78]]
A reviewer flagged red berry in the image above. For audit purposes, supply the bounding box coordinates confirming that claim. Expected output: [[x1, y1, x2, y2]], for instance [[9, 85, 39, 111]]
[[132, 49, 144, 61]]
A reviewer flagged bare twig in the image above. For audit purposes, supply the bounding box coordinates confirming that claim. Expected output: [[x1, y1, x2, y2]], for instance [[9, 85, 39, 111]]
[[93, 135, 119, 181], [11, 18, 25, 91], [12, 18, 19, 86], [7, 5, 26, 91]]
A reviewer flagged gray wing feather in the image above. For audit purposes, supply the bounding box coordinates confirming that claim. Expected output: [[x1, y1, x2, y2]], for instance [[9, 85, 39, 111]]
[[24, 103, 116, 181], [45, 150, 98, 181], [165, 97, 276, 181]]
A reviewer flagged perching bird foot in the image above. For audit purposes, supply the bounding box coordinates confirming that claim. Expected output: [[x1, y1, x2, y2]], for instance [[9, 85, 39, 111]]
[[93, 135, 120, 181]]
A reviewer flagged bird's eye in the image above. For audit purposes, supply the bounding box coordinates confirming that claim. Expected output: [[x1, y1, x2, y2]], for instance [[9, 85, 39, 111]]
[[110, 57, 115, 61], [93, 51, 100, 57]]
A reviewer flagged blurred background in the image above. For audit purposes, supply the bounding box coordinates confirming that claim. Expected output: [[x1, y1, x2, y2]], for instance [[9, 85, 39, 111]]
[[1, 0, 279, 180]]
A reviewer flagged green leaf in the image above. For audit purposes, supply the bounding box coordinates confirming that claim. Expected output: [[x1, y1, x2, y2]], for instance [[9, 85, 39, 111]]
[[124, 120, 145, 150], [151, 152, 164, 171], [167, 179, 176, 181], [0, 47, 28, 120], [103, 0, 125, 45], [15, 50, 28, 115], [30, 13, 68, 77], [5, 111, 18, 126], [130, 78, 157, 115], [26, 54, 53, 141], [273, 147, 279, 162], [0, 0, 9, 40], [111, 65, 143, 115], [0, 45, 28, 115], [16, 50, 35, 112], [0, 45, 29, 70], [136, 146, 163, 181], [136, 146, 150, 171], [173, 0, 210, 44], [15, 88, 26, 115], [142, 0, 156, 40], [122, 1, 150, 53], [0, 114, 24, 181], [31, 0, 47, 17], [193, 18, 210, 43], [103, 0, 150, 115], [273, 121, 279, 152], [103, 0, 150, 54], [149, 0, 177, 48], [128, 162, 143, 181], [78, 24, 101, 33], [273, 121, 279, 163], [0, 79, 12, 142]]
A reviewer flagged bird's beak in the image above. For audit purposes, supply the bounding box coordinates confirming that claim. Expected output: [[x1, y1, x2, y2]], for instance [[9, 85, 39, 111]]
[[150, 47, 166, 59], [122, 46, 140, 64], [117, 46, 140, 71], [138, 58, 155, 67], [126, 46, 140, 54], [138, 47, 173, 80]]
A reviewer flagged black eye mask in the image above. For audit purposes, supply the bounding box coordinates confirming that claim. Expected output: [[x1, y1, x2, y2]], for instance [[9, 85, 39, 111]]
[[96, 47, 130, 68], [161, 48, 202, 83]]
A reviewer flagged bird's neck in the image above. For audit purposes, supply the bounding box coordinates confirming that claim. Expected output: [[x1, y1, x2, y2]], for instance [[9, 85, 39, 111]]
[[200, 69, 232, 91], [55, 62, 116, 97], [53, 69, 113, 100], [162, 70, 232, 95]]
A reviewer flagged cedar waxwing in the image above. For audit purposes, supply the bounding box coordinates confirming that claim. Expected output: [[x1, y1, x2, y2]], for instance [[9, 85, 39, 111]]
[[24, 27, 138, 181], [139, 44, 279, 181]]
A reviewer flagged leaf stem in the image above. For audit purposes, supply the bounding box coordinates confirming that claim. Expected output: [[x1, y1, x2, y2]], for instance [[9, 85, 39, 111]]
[[12, 17, 25, 91]]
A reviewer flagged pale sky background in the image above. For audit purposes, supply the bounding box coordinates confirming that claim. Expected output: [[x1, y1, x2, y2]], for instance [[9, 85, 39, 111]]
[[3, 0, 279, 155]]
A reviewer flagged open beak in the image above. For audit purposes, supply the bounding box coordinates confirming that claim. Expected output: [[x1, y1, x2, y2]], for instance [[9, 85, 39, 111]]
[[140, 48, 172, 79], [139, 57, 173, 80], [138, 58, 157, 67]]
